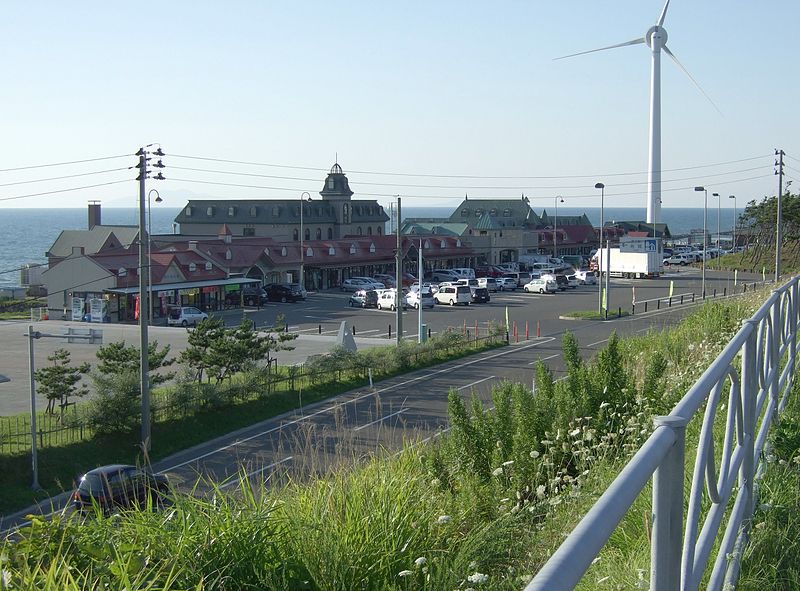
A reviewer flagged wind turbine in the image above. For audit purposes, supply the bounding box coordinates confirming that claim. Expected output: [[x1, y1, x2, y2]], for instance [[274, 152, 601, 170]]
[[556, 0, 717, 224]]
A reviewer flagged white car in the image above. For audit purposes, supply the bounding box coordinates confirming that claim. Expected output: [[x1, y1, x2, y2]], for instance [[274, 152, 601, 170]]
[[377, 289, 408, 311], [406, 289, 435, 309], [477, 277, 498, 292], [564, 275, 581, 289], [411, 282, 439, 295], [167, 306, 208, 327], [434, 285, 471, 306], [496, 277, 518, 291], [573, 270, 597, 285], [665, 254, 692, 266], [524, 278, 557, 294], [341, 278, 384, 292]]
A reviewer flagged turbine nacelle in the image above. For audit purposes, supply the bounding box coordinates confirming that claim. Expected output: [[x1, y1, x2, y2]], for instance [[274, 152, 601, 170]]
[[645, 25, 668, 49]]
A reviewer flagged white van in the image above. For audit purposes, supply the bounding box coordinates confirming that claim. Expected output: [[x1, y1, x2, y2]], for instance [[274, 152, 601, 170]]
[[434, 285, 472, 306], [451, 268, 476, 279]]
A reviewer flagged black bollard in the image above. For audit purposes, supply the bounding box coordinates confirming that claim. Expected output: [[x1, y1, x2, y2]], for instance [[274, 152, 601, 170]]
[[388, 324, 392, 339], [318, 324, 322, 334], [352, 325, 356, 336], [428, 327, 432, 339]]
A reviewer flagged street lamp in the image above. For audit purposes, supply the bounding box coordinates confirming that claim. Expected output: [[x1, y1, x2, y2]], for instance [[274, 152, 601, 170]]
[[694, 186, 708, 299], [712, 192, 720, 271], [554, 196, 564, 259], [729, 195, 736, 251], [299, 192, 312, 289], [147, 189, 163, 324], [594, 183, 605, 315]]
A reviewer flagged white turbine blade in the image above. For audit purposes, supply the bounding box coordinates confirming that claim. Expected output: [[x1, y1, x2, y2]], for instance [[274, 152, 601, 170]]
[[663, 45, 722, 114], [657, 0, 671, 26], [554, 37, 644, 61]]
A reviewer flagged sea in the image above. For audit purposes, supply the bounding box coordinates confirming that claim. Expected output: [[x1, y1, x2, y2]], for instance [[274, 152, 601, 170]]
[[0, 206, 733, 288]]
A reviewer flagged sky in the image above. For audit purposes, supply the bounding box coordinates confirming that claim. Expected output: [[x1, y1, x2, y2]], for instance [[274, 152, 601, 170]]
[[1, 0, 798, 212]]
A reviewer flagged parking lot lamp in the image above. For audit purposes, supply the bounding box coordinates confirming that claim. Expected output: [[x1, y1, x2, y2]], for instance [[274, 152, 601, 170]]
[[712, 192, 720, 269], [554, 196, 564, 259], [594, 183, 605, 315], [694, 186, 707, 299], [300, 192, 311, 289], [729, 195, 736, 250]]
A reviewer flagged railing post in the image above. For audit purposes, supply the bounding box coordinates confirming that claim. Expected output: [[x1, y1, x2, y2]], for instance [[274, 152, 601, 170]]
[[770, 290, 782, 413], [651, 415, 688, 591], [740, 320, 758, 521], [789, 281, 799, 402]]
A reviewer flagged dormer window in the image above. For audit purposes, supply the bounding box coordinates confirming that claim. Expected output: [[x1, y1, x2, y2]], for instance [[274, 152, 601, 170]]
[[350, 244, 357, 255], [490, 208, 497, 216], [503, 209, 511, 217], [281, 246, 287, 257], [306, 247, 314, 257], [225, 249, 232, 260], [189, 262, 197, 271], [185, 206, 193, 217], [369, 243, 376, 253], [206, 207, 214, 217], [328, 177, 335, 189], [440, 240, 446, 249], [456, 239, 462, 247], [328, 247, 335, 255], [461, 209, 469, 217], [118, 267, 127, 277], [205, 261, 213, 270], [228, 207, 235, 217], [424, 240, 431, 249], [272, 206, 279, 217], [249, 206, 258, 217]]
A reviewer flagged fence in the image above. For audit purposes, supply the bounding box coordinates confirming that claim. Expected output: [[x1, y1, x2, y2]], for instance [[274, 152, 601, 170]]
[[527, 276, 799, 590], [1, 330, 506, 454], [631, 280, 766, 315]]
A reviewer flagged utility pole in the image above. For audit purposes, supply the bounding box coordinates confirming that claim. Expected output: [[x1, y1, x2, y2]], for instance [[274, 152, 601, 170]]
[[395, 197, 403, 344], [775, 149, 785, 282], [418, 238, 423, 343], [136, 148, 151, 452]]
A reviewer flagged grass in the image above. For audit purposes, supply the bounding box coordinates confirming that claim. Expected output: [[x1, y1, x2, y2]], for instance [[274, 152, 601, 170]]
[[0, 332, 506, 515], [713, 246, 800, 277], [1, 288, 791, 590]]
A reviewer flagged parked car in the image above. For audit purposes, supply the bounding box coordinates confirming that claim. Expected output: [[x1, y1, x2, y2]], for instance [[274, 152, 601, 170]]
[[266, 283, 305, 302], [285, 283, 307, 299], [167, 306, 208, 327], [564, 274, 581, 289], [406, 289, 435, 309], [430, 269, 460, 283], [410, 282, 439, 295], [477, 277, 498, 292], [476, 266, 504, 278], [664, 254, 692, 266], [497, 277, 518, 291], [524, 278, 557, 294], [224, 287, 268, 306], [72, 464, 169, 514], [542, 274, 569, 291], [573, 270, 598, 285], [349, 289, 379, 308], [372, 274, 396, 288], [503, 272, 532, 287], [470, 286, 491, 303], [377, 289, 408, 311], [341, 278, 384, 292], [434, 285, 472, 306]]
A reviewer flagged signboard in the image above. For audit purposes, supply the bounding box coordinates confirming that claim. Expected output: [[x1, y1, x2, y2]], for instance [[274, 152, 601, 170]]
[[620, 238, 660, 253], [71, 297, 84, 321], [89, 298, 105, 323]]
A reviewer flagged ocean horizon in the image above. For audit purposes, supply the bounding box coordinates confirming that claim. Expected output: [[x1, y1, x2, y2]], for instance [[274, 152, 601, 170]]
[[0, 206, 735, 287]]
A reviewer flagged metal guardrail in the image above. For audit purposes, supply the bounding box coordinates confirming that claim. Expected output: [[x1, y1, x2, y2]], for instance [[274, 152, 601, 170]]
[[527, 277, 799, 591]]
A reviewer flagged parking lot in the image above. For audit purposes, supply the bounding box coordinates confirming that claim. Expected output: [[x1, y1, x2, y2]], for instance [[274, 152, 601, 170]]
[[0, 267, 762, 416]]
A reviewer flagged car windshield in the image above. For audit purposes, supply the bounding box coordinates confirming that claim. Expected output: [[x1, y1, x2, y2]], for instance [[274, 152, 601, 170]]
[[168, 308, 181, 319], [79, 472, 114, 494]]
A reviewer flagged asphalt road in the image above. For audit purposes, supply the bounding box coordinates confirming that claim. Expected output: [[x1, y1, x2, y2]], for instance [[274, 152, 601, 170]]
[[0, 267, 769, 530]]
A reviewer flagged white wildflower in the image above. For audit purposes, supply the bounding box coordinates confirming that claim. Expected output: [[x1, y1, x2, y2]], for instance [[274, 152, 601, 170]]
[[530, 450, 540, 458], [536, 485, 546, 499], [398, 570, 413, 577], [597, 575, 610, 584], [569, 428, 581, 437], [437, 515, 452, 524], [467, 572, 489, 584], [414, 557, 427, 567], [502, 460, 514, 467], [492, 467, 504, 477]]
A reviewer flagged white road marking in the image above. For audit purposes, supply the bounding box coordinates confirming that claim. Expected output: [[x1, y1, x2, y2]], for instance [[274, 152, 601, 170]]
[[528, 353, 559, 365], [353, 408, 408, 431], [353, 329, 380, 335], [219, 457, 293, 489], [587, 338, 610, 347], [456, 375, 496, 390]]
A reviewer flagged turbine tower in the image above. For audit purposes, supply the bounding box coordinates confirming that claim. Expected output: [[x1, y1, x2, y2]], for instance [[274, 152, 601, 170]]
[[556, 0, 716, 224]]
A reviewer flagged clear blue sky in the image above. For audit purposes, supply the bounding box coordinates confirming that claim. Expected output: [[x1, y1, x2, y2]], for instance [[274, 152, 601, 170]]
[[1, 0, 797, 212]]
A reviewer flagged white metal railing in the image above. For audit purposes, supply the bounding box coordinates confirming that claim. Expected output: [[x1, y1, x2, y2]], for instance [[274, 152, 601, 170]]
[[527, 277, 799, 591]]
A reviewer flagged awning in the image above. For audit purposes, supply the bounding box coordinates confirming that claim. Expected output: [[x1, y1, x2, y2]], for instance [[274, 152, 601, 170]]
[[105, 277, 261, 295]]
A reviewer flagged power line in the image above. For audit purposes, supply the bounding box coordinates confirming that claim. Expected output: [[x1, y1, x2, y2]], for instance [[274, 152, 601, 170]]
[[0, 179, 131, 203], [170, 152, 770, 180], [0, 168, 131, 188], [0, 154, 132, 173], [167, 173, 773, 201], [169, 164, 767, 191]]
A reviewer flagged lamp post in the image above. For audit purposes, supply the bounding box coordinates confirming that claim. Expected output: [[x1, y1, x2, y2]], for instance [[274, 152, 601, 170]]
[[299, 192, 311, 290], [594, 183, 605, 315], [694, 186, 708, 299], [553, 196, 564, 259], [147, 189, 162, 324], [712, 192, 720, 271], [729, 195, 736, 251]]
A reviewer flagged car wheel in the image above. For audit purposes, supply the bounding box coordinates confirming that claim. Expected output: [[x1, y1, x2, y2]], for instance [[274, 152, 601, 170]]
[[449, 300, 455, 306], [281, 296, 287, 303], [390, 304, 396, 311], [539, 288, 545, 294], [414, 303, 419, 309], [181, 320, 188, 327]]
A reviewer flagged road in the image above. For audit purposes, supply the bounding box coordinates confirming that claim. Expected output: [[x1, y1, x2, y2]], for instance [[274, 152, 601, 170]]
[[0, 267, 768, 530]]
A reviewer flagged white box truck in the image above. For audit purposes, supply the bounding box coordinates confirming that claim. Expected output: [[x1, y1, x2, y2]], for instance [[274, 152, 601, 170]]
[[592, 248, 663, 279]]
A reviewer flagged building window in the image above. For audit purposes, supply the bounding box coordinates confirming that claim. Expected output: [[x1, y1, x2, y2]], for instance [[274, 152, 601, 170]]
[[377, 226, 382, 235], [316, 228, 322, 240], [343, 204, 350, 224], [205, 261, 213, 270], [503, 209, 511, 217], [490, 208, 497, 216], [369, 243, 376, 253], [250, 206, 258, 217], [206, 207, 214, 216], [328, 177, 335, 189], [327, 228, 333, 239], [185, 206, 193, 217], [357, 226, 363, 236], [293, 229, 299, 241], [475, 209, 484, 217], [328, 247, 335, 255], [243, 227, 255, 237], [189, 262, 197, 271], [228, 207, 235, 217], [304, 228, 310, 241], [367, 227, 373, 236], [461, 209, 469, 217]]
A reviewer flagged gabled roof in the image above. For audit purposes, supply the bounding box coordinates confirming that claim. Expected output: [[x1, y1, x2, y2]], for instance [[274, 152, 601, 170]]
[[46, 225, 139, 258], [604, 220, 672, 239], [174, 199, 388, 226], [538, 211, 593, 228], [448, 197, 540, 227]]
